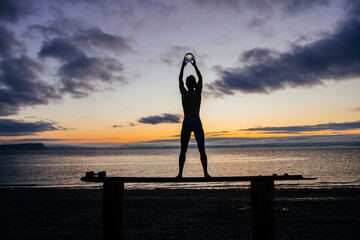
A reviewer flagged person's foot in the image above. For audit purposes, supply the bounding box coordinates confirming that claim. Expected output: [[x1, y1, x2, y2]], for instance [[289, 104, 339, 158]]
[[176, 174, 182, 178], [204, 173, 211, 178]]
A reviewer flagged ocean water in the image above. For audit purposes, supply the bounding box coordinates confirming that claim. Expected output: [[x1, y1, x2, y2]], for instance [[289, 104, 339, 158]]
[[0, 147, 359, 189]]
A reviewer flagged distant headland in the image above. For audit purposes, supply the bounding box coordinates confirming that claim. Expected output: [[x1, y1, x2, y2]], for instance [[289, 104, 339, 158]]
[[0, 143, 48, 150]]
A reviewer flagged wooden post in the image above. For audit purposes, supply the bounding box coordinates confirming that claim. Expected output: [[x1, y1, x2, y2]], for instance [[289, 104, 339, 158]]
[[103, 180, 124, 240], [251, 178, 275, 240]]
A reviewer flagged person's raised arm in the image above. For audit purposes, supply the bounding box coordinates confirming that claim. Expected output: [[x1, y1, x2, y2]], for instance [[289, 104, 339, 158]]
[[191, 56, 202, 93], [179, 57, 187, 94]]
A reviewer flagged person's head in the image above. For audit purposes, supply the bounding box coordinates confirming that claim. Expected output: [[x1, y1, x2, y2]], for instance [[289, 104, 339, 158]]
[[186, 75, 196, 90]]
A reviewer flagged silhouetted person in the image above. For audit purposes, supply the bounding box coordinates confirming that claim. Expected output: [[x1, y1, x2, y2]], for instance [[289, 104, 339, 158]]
[[177, 54, 210, 178]]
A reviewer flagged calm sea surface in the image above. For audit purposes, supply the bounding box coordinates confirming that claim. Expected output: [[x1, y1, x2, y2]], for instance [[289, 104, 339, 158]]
[[0, 147, 359, 189]]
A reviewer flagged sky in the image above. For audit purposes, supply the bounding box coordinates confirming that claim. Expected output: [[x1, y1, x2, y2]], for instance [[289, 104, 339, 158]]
[[0, 0, 359, 148]]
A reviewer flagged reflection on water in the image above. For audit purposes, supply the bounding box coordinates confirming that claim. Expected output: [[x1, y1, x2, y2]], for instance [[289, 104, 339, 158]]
[[0, 147, 359, 189]]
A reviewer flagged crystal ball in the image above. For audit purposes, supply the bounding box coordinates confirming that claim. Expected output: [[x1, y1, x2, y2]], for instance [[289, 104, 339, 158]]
[[185, 53, 194, 63]]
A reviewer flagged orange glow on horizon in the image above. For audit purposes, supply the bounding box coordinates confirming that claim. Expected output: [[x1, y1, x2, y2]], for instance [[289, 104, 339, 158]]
[[1, 128, 359, 145]]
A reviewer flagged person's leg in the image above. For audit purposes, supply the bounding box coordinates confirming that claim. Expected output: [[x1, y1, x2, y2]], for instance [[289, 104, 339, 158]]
[[194, 122, 210, 178], [177, 125, 191, 178]]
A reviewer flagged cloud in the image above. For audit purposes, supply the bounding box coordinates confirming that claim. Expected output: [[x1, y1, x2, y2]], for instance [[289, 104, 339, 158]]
[[112, 122, 137, 128], [0, 25, 23, 58], [60, 56, 124, 97], [207, 12, 360, 95], [1, 15, 132, 115], [28, 18, 83, 39], [112, 125, 124, 128], [275, 0, 330, 16], [191, 0, 330, 15], [73, 27, 133, 54], [239, 121, 360, 134], [61, 0, 176, 18], [0, 21, 61, 117], [0, 1, 166, 118], [38, 37, 84, 61], [138, 113, 181, 125], [206, 130, 230, 137], [0, 0, 35, 23], [91, 134, 360, 149], [31, 20, 133, 54], [0, 137, 122, 144], [0, 24, 61, 116], [240, 48, 280, 65], [0, 118, 65, 136], [37, 26, 129, 97], [0, 54, 59, 116], [112, 113, 180, 128], [3, 132, 359, 148]]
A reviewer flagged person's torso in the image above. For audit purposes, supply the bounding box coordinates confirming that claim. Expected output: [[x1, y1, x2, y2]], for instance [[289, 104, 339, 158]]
[[181, 91, 201, 117]]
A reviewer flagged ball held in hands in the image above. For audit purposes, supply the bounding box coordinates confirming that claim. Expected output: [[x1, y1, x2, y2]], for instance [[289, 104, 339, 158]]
[[185, 53, 194, 63]]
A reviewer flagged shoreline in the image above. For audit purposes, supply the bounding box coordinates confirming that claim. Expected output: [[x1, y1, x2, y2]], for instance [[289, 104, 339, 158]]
[[1, 187, 359, 239], [1, 184, 360, 190]]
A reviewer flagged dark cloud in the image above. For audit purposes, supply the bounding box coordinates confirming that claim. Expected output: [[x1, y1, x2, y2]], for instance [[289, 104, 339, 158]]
[[28, 19, 83, 39], [10, 138, 72, 142], [239, 121, 360, 134], [206, 130, 230, 137], [240, 48, 279, 65], [0, 0, 35, 23], [0, 1, 155, 118], [191, 0, 240, 9], [38, 35, 126, 97], [1, 17, 131, 116], [276, 0, 330, 15], [0, 23, 60, 116], [0, 137, 121, 144], [112, 113, 181, 128], [0, 118, 65, 136], [59, 56, 124, 97], [138, 113, 181, 125], [191, 0, 330, 15], [0, 54, 59, 116], [60, 0, 176, 19], [0, 25, 23, 58], [112, 122, 137, 128], [112, 125, 124, 128], [74, 27, 133, 54], [38, 37, 84, 61], [208, 12, 360, 95], [112, 113, 181, 129], [31, 20, 133, 53]]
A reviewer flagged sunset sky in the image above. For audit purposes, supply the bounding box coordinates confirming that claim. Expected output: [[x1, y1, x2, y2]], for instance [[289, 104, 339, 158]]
[[0, 0, 359, 148]]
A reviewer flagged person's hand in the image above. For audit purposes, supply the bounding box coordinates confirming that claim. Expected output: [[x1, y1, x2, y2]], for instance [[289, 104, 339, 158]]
[[191, 55, 196, 66], [182, 57, 187, 67]]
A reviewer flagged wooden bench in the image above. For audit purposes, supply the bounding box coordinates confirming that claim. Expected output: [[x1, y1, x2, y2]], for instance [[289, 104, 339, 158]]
[[81, 175, 315, 240]]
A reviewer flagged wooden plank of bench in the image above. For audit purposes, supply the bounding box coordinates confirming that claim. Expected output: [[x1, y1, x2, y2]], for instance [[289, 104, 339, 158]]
[[81, 175, 312, 183]]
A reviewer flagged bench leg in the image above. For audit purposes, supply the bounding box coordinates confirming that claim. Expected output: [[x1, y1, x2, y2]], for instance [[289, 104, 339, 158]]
[[251, 179, 275, 240], [103, 181, 124, 240]]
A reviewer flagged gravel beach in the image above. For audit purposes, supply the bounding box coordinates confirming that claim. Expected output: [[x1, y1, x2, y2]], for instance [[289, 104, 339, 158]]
[[1, 187, 359, 239]]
